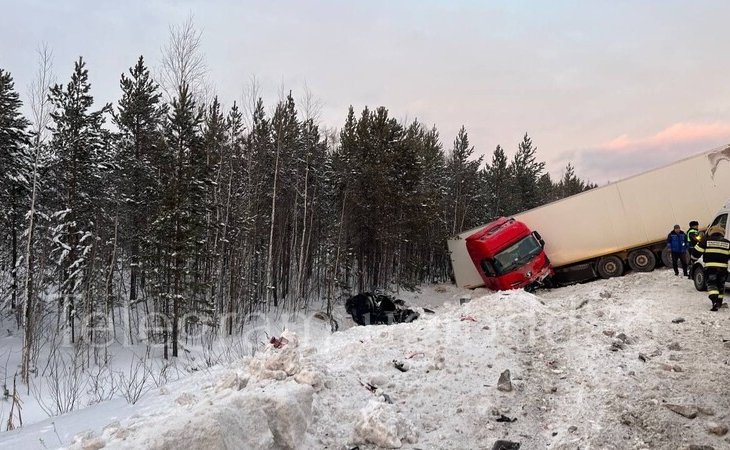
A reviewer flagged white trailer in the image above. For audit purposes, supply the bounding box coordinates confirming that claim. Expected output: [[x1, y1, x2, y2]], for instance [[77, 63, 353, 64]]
[[447, 225, 488, 289], [449, 144, 730, 288]]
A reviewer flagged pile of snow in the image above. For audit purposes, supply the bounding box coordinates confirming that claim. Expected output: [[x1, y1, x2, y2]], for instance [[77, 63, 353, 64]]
[[4, 271, 730, 449], [68, 330, 317, 450]]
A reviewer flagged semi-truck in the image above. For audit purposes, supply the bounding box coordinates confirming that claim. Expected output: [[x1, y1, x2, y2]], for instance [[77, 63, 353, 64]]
[[448, 144, 730, 290]]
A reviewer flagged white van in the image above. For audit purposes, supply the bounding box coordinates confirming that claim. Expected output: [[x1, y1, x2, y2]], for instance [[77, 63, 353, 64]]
[[691, 198, 730, 291]]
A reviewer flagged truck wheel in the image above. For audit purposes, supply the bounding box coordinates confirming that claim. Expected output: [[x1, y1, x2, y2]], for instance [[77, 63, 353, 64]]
[[693, 266, 706, 291], [628, 249, 656, 272], [597, 255, 624, 279], [660, 247, 672, 268]]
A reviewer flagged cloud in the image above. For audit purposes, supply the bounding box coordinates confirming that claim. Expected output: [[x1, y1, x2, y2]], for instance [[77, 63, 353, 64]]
[[554, 122, 730, 185], [604, 122, 730, 151]]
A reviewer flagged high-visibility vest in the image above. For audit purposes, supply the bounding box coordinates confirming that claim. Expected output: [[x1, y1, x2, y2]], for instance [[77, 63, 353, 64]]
[[688, 228, 699, 244]]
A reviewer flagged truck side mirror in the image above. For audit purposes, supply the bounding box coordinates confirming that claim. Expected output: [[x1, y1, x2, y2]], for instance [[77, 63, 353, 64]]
[[532, 231, 545, 247]]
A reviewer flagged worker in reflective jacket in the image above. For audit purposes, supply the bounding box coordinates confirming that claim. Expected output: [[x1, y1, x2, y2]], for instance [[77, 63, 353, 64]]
[[687, 221, 701, 248], [692, 225, 730, 311]]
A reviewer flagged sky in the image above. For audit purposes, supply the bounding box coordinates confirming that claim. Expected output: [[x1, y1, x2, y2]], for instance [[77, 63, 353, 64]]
[[3, 0, 730, 185], [1, 270, 728, 449]]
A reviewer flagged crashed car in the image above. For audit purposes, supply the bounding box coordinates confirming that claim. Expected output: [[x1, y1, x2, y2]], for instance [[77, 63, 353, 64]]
[[345, 292, 420, 326]]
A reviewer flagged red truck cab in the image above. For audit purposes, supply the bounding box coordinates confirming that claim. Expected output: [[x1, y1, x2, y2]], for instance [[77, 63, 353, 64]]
[[465, 217, 553, 290]]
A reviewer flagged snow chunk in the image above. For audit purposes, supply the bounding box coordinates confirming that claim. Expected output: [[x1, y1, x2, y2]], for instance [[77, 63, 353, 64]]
[[293, 369, 325, 392], [352, 399, 418, 448], [255, 381, 314, 449], [175, 392, 196, 406], [249, 330, 302, 380], [215, 371, 249, 392]]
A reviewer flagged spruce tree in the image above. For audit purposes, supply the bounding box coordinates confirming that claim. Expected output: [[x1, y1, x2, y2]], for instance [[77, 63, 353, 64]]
[[0, 67, 32, 316]]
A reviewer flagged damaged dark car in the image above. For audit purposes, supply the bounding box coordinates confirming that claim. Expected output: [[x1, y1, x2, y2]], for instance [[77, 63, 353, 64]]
[[345, 292, 420, 326]]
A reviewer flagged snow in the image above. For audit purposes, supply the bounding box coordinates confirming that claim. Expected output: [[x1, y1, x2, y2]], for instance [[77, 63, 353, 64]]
[[3, 269, 730, 449]]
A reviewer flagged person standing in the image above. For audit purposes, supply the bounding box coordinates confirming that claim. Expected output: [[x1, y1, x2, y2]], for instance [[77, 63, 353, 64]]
[[687, 220, 701, 278], [691, 226, 730, 311], [667, 224, 688, 276]]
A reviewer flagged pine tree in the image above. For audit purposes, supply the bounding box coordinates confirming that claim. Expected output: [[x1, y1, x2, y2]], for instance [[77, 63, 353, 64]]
[[269, 93, 301, 306], [510, 133, 545, 212], [537, 173, 557, 204], [362, 107, 404, 289], [48, 57, 111, 344], [399, 120, 447, 286], [421, 125, 451, 283], [445, 126, 484, 234], [293, 116, 327, 304], [243, 98, 274, 308], [484, 145, 513, 219], [155, 82, 204, 358], [329, 107, 358, 297], [113, 55, 167, 343], [218, 102, 245, 335], [334, 106, 376, 290], [202, 96, 225, 312], [555, 163, 595, 199]]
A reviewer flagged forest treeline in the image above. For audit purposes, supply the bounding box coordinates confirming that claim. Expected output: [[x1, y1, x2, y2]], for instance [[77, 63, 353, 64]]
[[0, 22, 595, 377]]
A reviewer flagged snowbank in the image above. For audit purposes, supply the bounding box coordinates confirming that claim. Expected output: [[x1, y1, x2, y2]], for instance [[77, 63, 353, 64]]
[[7, 275, 730, 449], [66, 330, 319, 450]]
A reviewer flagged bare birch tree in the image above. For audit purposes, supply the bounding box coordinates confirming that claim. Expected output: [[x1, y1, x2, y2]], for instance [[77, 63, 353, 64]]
[[22, 43, 55, 385], [156, 14, 210, 358], [294, 85, 323, 303], [159, 13, 209, 104], [240, 75, 261, 133], [265, 130, 281, 306]]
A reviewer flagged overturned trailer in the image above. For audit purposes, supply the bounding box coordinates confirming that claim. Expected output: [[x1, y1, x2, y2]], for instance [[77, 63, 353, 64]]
[[449, 144, 730, 289]]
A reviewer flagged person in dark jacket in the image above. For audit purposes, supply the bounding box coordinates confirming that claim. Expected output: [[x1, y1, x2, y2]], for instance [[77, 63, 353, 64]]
[[686, 220, 701, 278], [691, 225, 730, 311], [667, 224, 688, 276]]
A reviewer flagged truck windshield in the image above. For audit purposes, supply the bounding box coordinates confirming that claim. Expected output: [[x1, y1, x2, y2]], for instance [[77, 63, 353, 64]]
[[492, 235, 543, 275]]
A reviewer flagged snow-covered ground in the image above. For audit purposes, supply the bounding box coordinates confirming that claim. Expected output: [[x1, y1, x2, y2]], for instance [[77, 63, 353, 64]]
[[2, 269, 730, 449]]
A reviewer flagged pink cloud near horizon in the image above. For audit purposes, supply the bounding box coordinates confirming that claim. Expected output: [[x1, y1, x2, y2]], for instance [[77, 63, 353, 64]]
[[602, 122, 730, 152], [554, 122, 730, 185]]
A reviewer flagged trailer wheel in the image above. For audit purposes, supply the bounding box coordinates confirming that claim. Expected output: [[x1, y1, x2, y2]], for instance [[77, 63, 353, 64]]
[[627, 249, 656, 272], [597, 255, 624, 279], [693, 266, 706, 291], [660, 247, 672, 268]]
